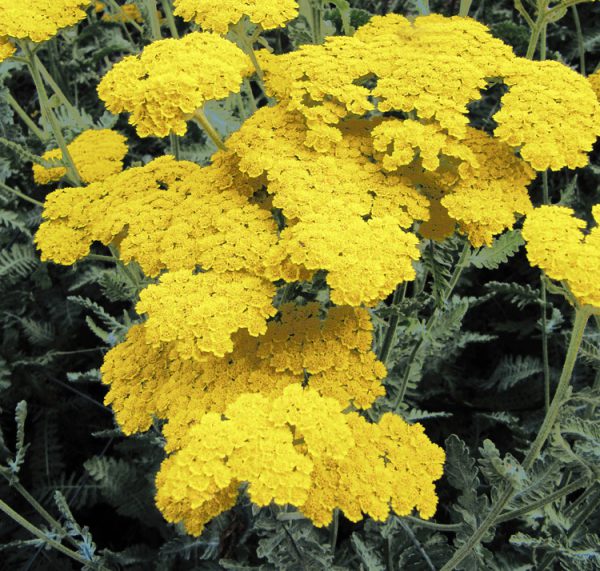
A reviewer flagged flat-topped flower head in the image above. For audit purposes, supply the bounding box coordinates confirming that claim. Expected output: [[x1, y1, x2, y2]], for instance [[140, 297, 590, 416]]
[[35, 155, 275, 274], [173, 0, 298, 34], [494, 59, 600, 171], [33, 129, 128, 185], [155, 386, 444, 535], [97, 32, 253, 137], [0, 0, 89, 43], [522, 205, 600, 309], [101, 302, 386, 446], [136, 270, 277, 360]]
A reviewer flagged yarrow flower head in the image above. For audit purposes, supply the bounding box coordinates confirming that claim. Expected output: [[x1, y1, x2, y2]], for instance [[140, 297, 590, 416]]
[[155, 386, 445, 535], [97, 32, 253, 137], [522, 205, 600, 309], [493, 59, 600, 171], [33, 129, 128, 185], [136, 269, 277, 360], [0, 0, 89, 43], [101, 302, 387, 444], [34, 155, 276, 273], [173, 0, 298, 34]]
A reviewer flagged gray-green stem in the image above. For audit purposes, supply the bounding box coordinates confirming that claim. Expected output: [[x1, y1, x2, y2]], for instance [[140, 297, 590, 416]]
[[6, 93, 47, 141], [193, 109, 227, 151], [0, 498, 108, 570], [0, 180, 43, 207], [21, 43, 82, 186]]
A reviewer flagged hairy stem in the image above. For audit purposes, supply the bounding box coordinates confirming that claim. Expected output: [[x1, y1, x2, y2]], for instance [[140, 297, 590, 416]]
[[392, 241, 470, 410], [0, 498, 107, 570], [160, 0, 180, 38], [0, 180, 44, 207], [21, 42, 82, 186], [459, 0, 474, 17], [6, 93, 47, 141], [571, 5, 586, 75]]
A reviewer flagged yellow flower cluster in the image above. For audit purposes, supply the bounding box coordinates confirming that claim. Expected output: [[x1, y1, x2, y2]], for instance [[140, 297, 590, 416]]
[[258, 14, 600, 170], [173, 0, 298, 34], [35, 155, 276, 273], [155, 385, 445, 535], [494, 60, 600, 170], [33, 129, 128, 185], [0, 0, 89, 43], [137, 270, 277, 360], [0, 36, 14, 62], [522, 205, 600, 309], [97, 32, 253, 137], [101, 303, 386, 445]]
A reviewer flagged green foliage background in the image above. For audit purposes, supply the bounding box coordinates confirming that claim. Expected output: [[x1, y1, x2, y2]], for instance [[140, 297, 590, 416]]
[[0, 0, 599, 569]]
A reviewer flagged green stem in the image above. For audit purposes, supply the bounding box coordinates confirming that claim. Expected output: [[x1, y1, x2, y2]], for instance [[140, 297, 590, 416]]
[[537, 484, 600, 571], [144, 0, 162, 40], [571, 5, 586, 75], [405, 515, 462, 532], [169, 132, 181, 160], [525, 24, 543, 59], [523, 308, 590, 470], [378, 282, 407, 365], [160, 0, 179, 38], [21, 42, 82, 186], [108, 245, 141, 294], [392, 241, 470, 410], [6, 93, 47, 141], [0, 180, 44, 207], [329, 508, 339, 551], [495, 476, 589, 524], [0, 471, 79, 550], [36, 56, 81, 123], [0, 498, 107, 570], [540, 277, 551, 412], [193, 109, 227, 151], [104, 0, 144, 33], [458, 0, 474, 17], [440, 308, 591, 571]]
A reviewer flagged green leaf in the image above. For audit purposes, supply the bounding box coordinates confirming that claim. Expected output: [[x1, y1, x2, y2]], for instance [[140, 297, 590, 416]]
[[470, 230, 524, 270], [0, 243, 39, 284]]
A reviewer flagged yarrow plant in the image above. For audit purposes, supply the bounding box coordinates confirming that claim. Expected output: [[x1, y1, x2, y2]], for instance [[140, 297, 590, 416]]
[[1, 0, 600, 569]]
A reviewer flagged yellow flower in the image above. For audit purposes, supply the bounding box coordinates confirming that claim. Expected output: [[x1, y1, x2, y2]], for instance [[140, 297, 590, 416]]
[[136, 269, 277, 360], [494, 59, 600, 171], [101, 302, 386, 445], [33, 129, 128, 185], [270, 215, 419, 307], [301, 413, 445, 526], [155, 387, 444, 535], [522, 205, 600, 309], [0, 36, 14, 61], [355, 14, 515, 139], [35, 155, 274, 274], [439, 128, 535, 247], [0, 0, 89, 42], [97, 32, 253, 137], [173, 0, 298, 34]]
